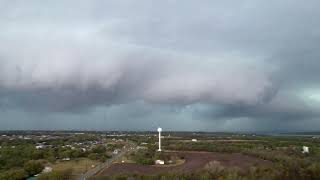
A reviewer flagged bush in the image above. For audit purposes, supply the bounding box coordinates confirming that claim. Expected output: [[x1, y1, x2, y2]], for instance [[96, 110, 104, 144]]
[[92, 145, 106, 154], [24, 160, 44, 176], [140, 158, 154, 165], [37, 169, 72, 180], [305, 163, 320, 179], [0, 168, 27, 180], [204, 161, 225, 178], [88, 153, 99, 160]]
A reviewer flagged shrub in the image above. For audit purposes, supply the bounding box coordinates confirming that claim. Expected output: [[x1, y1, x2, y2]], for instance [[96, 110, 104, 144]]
[[37, 169, 72, 180], [88, 153, 99, 160], [24, 160, 44, 176], [204, 161, 225, 179], [0, 168, 27, 180]]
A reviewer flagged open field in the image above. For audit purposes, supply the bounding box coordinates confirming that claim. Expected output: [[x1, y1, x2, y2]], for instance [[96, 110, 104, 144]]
[[51, 158, 100, 176], [177, 139, 267, 143], [96, 151, 271, 177]]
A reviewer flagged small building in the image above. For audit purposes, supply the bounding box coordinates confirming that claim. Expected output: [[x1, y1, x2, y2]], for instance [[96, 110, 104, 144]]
[[155, 160, 165, 165], [113, 149, 119, 155], [302, 146, 309, 154], [36, 145, 45, 149], [62, 157, 71, 161], [192, 139, 197, 142], [42, 167, 53, 173]]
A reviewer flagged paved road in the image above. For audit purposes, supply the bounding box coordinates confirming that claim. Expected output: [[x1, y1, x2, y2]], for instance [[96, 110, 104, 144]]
[[77, 143, 136, 180]]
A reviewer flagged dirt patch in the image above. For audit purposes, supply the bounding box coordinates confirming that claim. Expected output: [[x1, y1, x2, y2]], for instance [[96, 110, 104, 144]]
[[96, 151, 271, 177]]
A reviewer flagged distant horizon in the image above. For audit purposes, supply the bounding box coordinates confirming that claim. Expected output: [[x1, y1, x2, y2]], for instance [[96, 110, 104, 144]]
[[1, 129, 320, 134]]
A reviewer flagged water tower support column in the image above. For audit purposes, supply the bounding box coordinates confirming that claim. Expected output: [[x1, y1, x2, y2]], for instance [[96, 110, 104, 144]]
[[157, 128, 162, 152]]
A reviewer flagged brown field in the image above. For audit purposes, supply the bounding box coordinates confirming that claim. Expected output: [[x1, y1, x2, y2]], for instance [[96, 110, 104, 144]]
[[96, 151, 271, 177], [177, 139, 267, 143]]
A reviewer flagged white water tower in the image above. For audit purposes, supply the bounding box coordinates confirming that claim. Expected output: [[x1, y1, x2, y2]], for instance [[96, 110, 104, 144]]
[[157, 127, 162, 152]]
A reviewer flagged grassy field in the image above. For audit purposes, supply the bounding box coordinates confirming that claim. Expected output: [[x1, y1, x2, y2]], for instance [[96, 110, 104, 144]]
[[51, 158, 100, 176]]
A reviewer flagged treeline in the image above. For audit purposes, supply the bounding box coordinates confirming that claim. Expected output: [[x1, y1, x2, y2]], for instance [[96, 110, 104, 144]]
[[0, 144, 108, 168], [0, 160, 44, 180], [0, 143, 109, 179]]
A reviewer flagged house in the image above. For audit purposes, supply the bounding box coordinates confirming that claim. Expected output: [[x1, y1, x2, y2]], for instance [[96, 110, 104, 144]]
[[302, 146, 309, 154], [155, 160, 165, 165], [191, 139, 197, 142]]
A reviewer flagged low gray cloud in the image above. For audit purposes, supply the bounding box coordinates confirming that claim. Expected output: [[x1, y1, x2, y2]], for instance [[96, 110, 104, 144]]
[[1, 0, 320, 131], [0, 38, 274, 112]]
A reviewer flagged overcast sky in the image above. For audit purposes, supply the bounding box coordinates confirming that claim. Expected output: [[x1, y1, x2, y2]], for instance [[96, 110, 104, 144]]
[[1, 0, 320, 131]]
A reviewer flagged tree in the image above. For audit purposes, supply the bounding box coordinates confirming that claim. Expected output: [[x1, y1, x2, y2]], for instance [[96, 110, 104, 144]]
[[92, 145, 106, 154], [0, 168, 27, 180], [24, 160, 44, 176], [99, 155, 107, 162], [88, 153, 99, 160], [71, 149, 84, 158]]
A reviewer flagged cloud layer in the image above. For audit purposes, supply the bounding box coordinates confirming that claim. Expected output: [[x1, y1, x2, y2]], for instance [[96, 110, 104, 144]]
[[1, 0, 320, 131]]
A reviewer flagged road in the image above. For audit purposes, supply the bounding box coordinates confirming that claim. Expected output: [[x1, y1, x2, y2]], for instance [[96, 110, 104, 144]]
[[77, 143, 136, 180]]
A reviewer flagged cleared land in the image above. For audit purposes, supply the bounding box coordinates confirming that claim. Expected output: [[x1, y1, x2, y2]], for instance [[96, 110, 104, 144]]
[[96, 151, 271, 177], [51, 158, 100, 176]]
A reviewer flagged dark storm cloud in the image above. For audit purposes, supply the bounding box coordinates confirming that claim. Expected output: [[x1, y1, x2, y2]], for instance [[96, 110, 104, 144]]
[[0, 37, 274, 112], [203, 96, 319, 122], [1, 0, 320, 130]]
